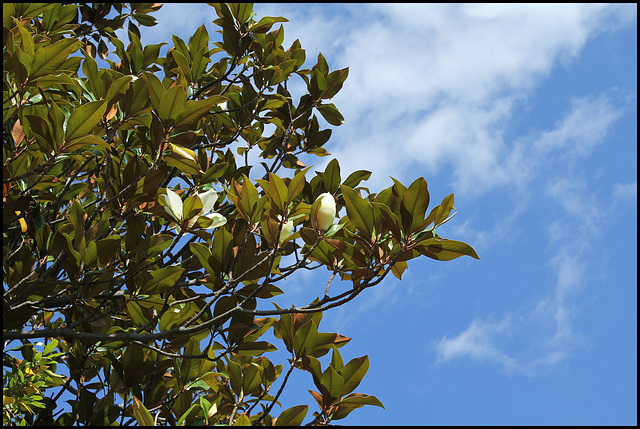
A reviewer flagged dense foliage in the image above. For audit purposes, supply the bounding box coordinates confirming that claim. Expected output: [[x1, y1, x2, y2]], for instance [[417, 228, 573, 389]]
[[3, 3, 478, 425]]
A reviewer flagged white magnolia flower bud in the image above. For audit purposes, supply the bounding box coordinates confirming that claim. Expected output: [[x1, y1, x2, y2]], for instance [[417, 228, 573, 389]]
[[311, 192, 336, 232], [278, 216, 294, 243]]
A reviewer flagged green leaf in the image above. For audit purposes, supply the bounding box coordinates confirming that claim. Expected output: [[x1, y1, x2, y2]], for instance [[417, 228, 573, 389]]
[[242, 364, 264, 396], [342, 170, 371, 189], [43, 340, 59, 356], [340, 185, 374, 239], [131, 394, 154, 426], [287, 166, 311, 203], [257, 173, 287, 214], [293, 320, 318, 358], [159, 85, 187, 121], [183, 338, 202, 383], [426, 193, 455, 228], [251, 16, 289, 33], [320, 365, 344, 403], [339, 355, 368, 396], [140, 266, 185, 294], [233, 3, 254, 25], [189, 25, 209, 61], [175, 96, 224, 130], [84, 235, 120, 268], [234, 341, 277, 356], [190, 242, 215, 274], [126, 301, 148, 327], [171, 48, 192, 82], [233, 414, 252, 426], [415, 238, 480, 261], [141, 72, 166, 113], [322, 67, 349, 100], [65, 100, 108, 141], [317, 103, 345, 126], [330, 393, 384, 420], [164, 143, 203, 175], [401, 177, 430, 234], [330, 347, 344, 372], [276, 405, 308, 426], [323, 158, 341, 192], [227, 359, 243, 396], [30, 38, 78, 79], [133, 13, 158, 27], [105, 75, 133, 104]]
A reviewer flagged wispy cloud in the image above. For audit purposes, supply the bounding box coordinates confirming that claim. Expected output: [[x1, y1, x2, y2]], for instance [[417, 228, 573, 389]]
[[433, 92, 622, 375], [612, 181, 638, 201], [278, 4, 627, 194]]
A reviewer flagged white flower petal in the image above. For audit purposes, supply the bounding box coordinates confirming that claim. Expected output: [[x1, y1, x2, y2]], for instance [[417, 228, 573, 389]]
[[197, 190, 219, 215], [200, 212, 227, 229], [163, 188, 183, 221]]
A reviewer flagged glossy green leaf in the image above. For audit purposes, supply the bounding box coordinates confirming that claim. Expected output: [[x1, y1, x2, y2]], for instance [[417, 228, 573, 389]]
[[190, 242, 215, 274], [126, 301, 148, 327], [323, 158, 341, 192], [330, 393, 384, 420], [251, 16, 289, 33], [426, 193, 455, 228], [65, 100, 108, 141], [183, 338, 203, 384], [164, 143, 203, 175], [141, 72, 166, 113], [174, 97, 224, 130], [131, 394, 154, 426], [330, 347, 344, 372], [287, 166, 311, 203], [322, 67, 349, 99], [140, 266, 185, 294], [30, 38, 78, 79], [340, 185, 374, 239], [233, 414, 251, 426], [339, 355, 368, 396], [276, 405, 308, 426], [415, 238, 480, 261], [234, 341, 277, 356], [105, 75, 133, 104], [320, 365, 344, 403], [401, 177, 430, 234], [342, 170, 371, 189], [227, 359, 243, 396], [242, 364, 263, 396], [317, 103, 345, 126], [159, 85, 187, 120], [293, 320, 318, 358]]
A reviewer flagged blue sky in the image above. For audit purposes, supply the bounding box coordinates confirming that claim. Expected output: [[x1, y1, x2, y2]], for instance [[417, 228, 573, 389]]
[[110, 3, 636, 425]]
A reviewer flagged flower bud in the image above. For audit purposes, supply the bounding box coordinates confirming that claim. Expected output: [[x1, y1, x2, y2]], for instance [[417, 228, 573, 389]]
[[311, 192, 336, 232], [279, 217, 294, 243]]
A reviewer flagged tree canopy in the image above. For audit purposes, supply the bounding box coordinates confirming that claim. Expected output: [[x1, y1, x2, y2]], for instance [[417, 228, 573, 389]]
[[3, 3, 478, 425]]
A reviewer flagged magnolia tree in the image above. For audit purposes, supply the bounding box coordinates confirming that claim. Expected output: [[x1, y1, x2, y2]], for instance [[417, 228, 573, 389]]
[[2, 3, 478, 426]]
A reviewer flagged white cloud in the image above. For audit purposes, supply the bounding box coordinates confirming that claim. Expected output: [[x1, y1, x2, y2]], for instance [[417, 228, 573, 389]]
[[285, 4, 626, 195], [533, 95, 622, 157], [434, 317, 520, 372], [613, 181, 637, 201]]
